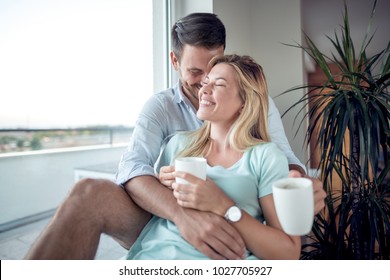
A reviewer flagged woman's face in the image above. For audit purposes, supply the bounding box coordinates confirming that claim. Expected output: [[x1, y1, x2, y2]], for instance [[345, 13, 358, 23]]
[[197, 63, 243, 126]]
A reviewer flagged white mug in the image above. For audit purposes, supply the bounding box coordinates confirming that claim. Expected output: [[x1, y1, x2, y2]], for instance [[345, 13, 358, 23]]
[[175, 157, 207, 184], [272, 177, 314, 235]]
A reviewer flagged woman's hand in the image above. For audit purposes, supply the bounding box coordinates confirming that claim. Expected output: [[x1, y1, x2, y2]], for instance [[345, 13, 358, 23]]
[[158, 165, 176, 189], [172, 171, 234, 216]]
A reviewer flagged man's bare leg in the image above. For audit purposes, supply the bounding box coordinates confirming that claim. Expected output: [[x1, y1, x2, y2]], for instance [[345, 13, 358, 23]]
[[25, 178, 151, 259]]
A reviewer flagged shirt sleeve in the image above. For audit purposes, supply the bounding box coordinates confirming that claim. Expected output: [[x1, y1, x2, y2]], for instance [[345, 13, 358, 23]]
[[252, 143, 289, 198], [268, 97, 307, 173], [115, 95, 169, 185]]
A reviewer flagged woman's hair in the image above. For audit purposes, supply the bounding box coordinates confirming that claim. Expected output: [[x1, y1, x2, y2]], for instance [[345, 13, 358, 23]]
[[171, 13, 226, 61], [178, 54, 270, 158]]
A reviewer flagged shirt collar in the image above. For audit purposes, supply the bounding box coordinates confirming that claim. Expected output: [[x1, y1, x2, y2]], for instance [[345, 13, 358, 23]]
[[172, 81, 183, 104], [173, 81, 198, 112]]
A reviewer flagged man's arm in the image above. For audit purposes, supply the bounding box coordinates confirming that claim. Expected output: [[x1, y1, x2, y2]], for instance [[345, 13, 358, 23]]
[[268, 97, 307, 173], [268, 97, 326, 214], [125, 176, 246, 259], [289, 164, 306, 176]]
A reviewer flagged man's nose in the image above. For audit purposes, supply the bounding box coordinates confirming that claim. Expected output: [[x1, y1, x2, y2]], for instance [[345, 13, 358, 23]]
[[197, 72, 208, 84]]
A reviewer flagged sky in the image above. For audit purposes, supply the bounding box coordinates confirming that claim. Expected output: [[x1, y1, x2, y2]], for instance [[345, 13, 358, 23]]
[[0, 0, 153, 128]]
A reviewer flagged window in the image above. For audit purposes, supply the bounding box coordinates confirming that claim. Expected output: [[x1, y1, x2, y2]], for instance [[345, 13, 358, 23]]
[[0, 0, 154, 129], [0, 0, 159, 152]]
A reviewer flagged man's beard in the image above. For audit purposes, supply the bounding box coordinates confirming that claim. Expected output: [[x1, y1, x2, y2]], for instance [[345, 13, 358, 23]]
[[182, 82, 201, 100]]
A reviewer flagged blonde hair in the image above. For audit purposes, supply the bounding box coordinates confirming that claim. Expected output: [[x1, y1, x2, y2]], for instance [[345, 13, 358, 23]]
[[178, 54, 269, 158]]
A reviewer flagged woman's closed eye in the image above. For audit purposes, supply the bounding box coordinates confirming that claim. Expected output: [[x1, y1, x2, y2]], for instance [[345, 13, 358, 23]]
[[214, 77, 227, 87]]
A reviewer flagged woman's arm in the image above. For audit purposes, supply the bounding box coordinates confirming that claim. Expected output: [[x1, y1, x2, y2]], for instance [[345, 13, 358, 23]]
[[233, 195, 301, 260], [173, 172, 301, 259], [158, 165, 176, 188]]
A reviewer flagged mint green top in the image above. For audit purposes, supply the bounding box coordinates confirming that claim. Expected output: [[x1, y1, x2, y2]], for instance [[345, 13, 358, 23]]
[[126, 133, 289, 260]]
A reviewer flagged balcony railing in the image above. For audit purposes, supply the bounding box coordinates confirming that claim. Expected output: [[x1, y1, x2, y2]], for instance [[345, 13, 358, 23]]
[[0, 127, 133, 231], [0, 127, 133, 154]]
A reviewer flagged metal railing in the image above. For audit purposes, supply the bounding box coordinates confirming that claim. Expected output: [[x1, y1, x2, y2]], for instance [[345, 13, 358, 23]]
[[0, 127, 133, 154]]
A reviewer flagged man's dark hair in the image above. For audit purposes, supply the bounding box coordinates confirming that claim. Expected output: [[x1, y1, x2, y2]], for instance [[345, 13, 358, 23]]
[[171, 13, 226, 61]]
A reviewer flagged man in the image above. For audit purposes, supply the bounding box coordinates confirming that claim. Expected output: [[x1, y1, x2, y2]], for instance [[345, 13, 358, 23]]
[[26, 13, 325, 260]]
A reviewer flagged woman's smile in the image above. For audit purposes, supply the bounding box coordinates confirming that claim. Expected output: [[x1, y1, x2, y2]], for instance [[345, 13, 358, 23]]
[[199, 99, 215, 107]]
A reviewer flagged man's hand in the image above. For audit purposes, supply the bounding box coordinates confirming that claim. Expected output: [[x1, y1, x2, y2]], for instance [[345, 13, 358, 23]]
[[173, 208, 247, 260], [126, 175, 246, 260], [288, 170, 326, 215]]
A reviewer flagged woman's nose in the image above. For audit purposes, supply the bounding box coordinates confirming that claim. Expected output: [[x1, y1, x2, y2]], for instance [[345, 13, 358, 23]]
[[200, 84, 210, 95]]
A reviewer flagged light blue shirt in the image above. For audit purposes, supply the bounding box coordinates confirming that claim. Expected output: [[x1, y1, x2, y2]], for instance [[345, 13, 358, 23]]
[[126, 133, 289, 260], [116, 81, 304, 185]]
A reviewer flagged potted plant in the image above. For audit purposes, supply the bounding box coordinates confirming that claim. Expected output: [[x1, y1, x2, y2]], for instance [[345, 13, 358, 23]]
[[281, 0, 390, 259]]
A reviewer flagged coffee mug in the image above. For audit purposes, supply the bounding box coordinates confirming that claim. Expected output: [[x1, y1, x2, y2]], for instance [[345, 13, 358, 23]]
[[272, 177, 314, 235], [175, 157, 207, 184]]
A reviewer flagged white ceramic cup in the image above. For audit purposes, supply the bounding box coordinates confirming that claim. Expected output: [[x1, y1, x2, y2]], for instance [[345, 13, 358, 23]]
[[175, 157, 207, 184], [272, 177, 314, 235]]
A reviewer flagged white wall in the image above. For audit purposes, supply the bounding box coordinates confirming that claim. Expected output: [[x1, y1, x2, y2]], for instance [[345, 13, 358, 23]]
[[214, 0, 253, 55], [213, 0, 308, 164], [0, 145, 126, 227], [171, 0, 213, 20]]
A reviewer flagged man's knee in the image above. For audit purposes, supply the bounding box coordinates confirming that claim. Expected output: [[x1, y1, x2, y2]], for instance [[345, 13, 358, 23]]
[[66, 178, 119, 209]]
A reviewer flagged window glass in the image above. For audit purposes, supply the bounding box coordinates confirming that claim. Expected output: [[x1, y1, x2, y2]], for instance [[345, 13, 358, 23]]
[[0, 0, 154, 152], [0, 0, 153, 128]]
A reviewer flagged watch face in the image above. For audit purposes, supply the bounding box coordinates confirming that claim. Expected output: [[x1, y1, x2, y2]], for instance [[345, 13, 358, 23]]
[[228, 206, 242, 222]]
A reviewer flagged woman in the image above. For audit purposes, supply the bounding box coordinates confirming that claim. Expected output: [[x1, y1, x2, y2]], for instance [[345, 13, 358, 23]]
[[127, 54, 301, 260]]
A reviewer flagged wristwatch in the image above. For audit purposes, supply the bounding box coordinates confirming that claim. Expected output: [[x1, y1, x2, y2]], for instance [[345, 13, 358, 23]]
[[224, 205, 242, 223]]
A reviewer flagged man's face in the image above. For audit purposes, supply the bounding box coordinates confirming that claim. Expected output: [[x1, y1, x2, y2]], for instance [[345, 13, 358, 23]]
[[171, 45, 224, 109]]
